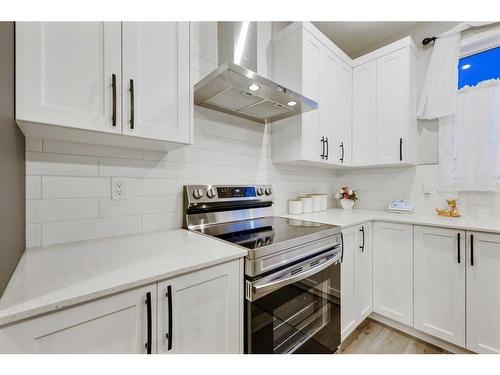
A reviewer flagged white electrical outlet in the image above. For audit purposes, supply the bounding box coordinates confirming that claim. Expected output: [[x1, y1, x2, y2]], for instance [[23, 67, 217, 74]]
[[112, 178, 127, 200]]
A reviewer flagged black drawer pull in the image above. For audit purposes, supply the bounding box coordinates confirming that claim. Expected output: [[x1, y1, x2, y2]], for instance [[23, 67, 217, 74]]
[[111, 74, 117, 127], [129, 79, 135, 130], [470, 234, 474, 266], [166, 285, 173, 350], [360, 226, 365, 252], [145, 292, 152, 354]]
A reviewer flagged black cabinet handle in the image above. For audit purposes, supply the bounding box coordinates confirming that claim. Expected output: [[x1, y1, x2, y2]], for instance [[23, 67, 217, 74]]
[[320, 136, 325, 160], [360, 226, 365, 252], [340, 142, 344, 163], [470, 234, 474, 266], [166, 285, 173, 351], [457, 232, 461, 263], [340, 232, 344, 263], [325, 137, 329, 160], [145, 291, 152, 354], [129, 79, 135, 130], [399, 138, 403, 161], [111, 74, 117, 127]]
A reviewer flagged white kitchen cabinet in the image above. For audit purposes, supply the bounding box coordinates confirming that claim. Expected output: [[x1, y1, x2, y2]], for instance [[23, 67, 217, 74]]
[[372, 221, 413, 326], [352, 38, 417, 167], [122, 22, 191, 143], [413, 226, 465, 346], [355, 222, 373, 323], [0, 284, 157, 354], [466, 231, 500, 354], [16, 22, 122, 134], [341, 222, 372, 341], [16, 21, 192, 151], [272, 22, 352, 167], [157, 260, 243, 354], [352, 61, 376, 165], [340, 227, 356, 340]]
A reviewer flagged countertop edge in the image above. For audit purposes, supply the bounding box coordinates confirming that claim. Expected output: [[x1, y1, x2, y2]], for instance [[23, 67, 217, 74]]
[[0, 249, 245, 328]]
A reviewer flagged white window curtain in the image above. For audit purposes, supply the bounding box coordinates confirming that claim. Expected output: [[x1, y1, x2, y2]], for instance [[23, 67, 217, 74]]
[[417, 22, 497, 120], [417, 33, 461, 119], [438, 79, 500, 192]]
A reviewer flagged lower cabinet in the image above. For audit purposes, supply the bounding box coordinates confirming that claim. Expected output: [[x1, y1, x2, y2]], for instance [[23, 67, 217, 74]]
[[372, 221, 413, 326], [341, 222, 372, 341], [0, 260, 243, 354], [157, 260, 242, 354], [466, 231, 500, 353], [0, 284, 157, 354], [413, 226, 465, 347]]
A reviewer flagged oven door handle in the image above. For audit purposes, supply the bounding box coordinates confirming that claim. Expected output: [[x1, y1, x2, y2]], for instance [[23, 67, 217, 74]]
[[252, 252, 340, 295]]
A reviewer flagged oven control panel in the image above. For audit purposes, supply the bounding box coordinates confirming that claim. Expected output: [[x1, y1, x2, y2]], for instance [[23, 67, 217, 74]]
[[184, 184, 273, 205]]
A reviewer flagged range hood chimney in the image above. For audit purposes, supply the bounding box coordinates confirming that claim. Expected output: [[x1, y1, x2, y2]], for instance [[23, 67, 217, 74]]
[[193, 22, 318, 124]]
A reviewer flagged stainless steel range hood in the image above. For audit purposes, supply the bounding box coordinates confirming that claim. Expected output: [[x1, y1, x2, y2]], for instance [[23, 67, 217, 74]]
[[193, 22, 318, 124]]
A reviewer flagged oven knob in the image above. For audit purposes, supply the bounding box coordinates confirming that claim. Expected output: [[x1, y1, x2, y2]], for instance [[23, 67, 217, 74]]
[[206, 188, 216, 198], [256, 187, 264, 196], [192, 189, 203, 199], [265, 187, 272, 196]]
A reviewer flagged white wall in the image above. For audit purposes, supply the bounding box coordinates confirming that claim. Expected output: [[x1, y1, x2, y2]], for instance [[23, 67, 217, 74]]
[[25, 22, 337, 248]]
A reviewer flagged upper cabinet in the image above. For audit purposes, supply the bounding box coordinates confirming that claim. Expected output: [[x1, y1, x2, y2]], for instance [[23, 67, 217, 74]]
[[271, 22, 352, 167], [352, 38, 418, 166], [16, 22, 192, 151], [271, 23, 418, 169]]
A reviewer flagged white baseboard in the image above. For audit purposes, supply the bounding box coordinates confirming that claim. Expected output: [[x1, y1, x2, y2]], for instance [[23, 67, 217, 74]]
[[369, 312, 474, 354]]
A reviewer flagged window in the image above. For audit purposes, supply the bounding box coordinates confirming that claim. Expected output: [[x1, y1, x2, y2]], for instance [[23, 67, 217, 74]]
[[458, 46, 500, 89]]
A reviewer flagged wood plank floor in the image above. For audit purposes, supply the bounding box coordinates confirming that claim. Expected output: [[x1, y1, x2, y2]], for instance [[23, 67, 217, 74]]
[[339, 319, 448, 354]]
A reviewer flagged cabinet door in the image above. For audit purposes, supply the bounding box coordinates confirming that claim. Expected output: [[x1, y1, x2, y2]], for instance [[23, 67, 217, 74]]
[[341, 227, 356, 341], [355, 223, 373, 323], [375, 48, 407, 164], [157, 260, 242, 354], [319, 47, 338, 165], [16, 22, 122, 133], [0, 285, 156, 354], [352, 60, 377, 166], [300, 30, 322, 162], [414, 226, 465, 346], [466, 231, 500, 353], [373, 221, 413, 326], [336, 61, 353, 166], [122, 22, 191, 143]]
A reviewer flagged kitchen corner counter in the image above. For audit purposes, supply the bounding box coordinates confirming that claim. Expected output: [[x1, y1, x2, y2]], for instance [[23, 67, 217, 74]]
[[280, 208, 500, 234], [0, 230, 246, 327]]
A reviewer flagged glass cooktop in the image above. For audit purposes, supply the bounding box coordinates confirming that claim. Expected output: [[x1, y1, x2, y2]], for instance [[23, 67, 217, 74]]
[[194, 216, 339, 250]]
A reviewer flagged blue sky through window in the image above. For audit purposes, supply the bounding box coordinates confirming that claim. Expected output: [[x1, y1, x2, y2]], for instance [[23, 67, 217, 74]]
[[458, 46, 500, 89]]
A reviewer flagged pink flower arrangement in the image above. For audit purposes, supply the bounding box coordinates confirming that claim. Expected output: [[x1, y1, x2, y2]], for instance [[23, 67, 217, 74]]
[[334, 186, 358, 201]]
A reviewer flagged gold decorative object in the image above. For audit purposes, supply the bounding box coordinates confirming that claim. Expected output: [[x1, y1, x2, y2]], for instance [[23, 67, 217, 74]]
[[436, 199, 461, 217]]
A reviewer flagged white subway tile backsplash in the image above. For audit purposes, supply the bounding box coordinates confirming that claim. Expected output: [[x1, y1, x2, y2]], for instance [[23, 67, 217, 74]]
[[142, 179, 183, 196], [142, 212, 182, 233], [42, 176, 111, 199], [42, 216, 143, 246], [26, 176, 42, 199], [99, 195, 180, 218], [27, 198, 99, 223], [27, 152, 98, 176], [26, 224, 41, 248], [99, 158, 177, 178], [43, 139, 143, 160], [26, 137, 42, 152]]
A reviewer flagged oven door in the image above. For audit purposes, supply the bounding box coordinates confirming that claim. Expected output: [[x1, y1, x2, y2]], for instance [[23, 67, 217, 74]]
[[245, 246, 341, 354]]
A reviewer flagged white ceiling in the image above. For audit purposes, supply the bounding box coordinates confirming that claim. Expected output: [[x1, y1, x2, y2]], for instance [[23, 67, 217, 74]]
[[312, 22, 422, 58]]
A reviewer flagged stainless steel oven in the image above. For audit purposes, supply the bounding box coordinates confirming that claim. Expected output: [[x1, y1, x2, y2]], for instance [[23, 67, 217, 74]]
[[183, 184, 342, 354], [245, 243, 341, 354]]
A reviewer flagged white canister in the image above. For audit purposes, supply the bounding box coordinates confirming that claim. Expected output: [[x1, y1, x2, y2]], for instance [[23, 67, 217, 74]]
[[308, 194, 322, 212], [288, 199, 303, 215], [298, 196, 313, 213], [317, 193, 328, 211]]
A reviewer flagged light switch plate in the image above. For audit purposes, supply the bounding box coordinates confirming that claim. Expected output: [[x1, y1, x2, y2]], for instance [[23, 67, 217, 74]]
[[112, 178, 127, 200]]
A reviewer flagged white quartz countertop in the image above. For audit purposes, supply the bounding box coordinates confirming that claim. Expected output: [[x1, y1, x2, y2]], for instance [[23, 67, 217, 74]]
[[0, 230, 246, 327], [280, 208, 500, 234]]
